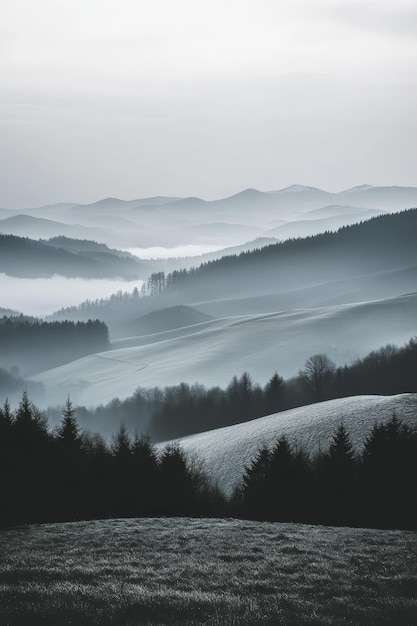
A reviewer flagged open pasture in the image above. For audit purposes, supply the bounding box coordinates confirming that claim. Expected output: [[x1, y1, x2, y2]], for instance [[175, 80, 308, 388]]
[[0, 517, 416, 625]]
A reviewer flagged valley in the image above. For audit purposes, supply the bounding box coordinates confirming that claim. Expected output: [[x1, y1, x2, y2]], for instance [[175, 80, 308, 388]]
[[3, 5, 417, 623]]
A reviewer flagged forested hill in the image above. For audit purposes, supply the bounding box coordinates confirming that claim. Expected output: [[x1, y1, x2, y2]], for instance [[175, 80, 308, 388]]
[[163, 209, 417, 300], [50, 209, 417, 330], [0, 234, 147, 279], [0, 317, 109, 376]]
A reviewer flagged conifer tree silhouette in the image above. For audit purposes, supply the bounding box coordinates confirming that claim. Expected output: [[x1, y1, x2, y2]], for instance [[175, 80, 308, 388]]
[[131, 433, 160, 515], [54, 396, 82, 521], [317, 423, 357, 524], [264, 372, 285, 415], [159, 444, 195, 516], [242, 445, 272, 519]]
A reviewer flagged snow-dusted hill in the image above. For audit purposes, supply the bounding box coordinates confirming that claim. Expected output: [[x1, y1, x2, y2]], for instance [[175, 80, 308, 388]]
[[166, 394, 417, 495], [30, 292, 417, 407]]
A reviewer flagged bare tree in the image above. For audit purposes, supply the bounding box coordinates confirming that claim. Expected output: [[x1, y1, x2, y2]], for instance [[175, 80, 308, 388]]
[[298, 353, 336, 401]]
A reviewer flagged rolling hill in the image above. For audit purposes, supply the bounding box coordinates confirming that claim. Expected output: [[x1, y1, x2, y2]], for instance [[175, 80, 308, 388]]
[[50, 209, 417, 331], [122, 305, 213, 337], [12, 202, 417, 411], [32, 292, 417, 407], [265, 208, 384, 239], [157, 209, 417, 305], [166, 393, 417, 496], [0, 233, 148, 279], [0, 213, 118, 242], [6, 184, 417, 249]]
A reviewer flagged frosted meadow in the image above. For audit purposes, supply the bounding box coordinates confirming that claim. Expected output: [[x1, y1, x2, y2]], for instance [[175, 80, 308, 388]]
[[0, 518, 415, 626]]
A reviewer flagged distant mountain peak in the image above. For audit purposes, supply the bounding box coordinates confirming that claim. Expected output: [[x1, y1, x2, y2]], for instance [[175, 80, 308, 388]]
[[273, 184, 325, 194], [86, 197, 126, 206], [240, 187, 262, 195], [225, 188, 262, 200], [343, 184, 374, 193]]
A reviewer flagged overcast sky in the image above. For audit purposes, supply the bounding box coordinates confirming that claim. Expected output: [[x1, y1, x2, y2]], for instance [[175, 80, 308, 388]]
[[1, 0, 416, 208]]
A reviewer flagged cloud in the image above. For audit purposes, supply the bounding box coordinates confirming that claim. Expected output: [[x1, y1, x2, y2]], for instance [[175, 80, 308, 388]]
[[0, 0, 416, 207], [316, 0, 417, 41]]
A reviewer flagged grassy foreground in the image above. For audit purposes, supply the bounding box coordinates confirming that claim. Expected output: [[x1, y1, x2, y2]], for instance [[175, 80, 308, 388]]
[[0, 518, 416, 625]]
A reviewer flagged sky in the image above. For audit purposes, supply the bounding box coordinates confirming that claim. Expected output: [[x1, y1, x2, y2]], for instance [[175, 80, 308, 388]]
[[1, 0, 417, 208]]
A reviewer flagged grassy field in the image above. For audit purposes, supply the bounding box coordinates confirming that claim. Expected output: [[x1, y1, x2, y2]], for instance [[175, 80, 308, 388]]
[[0, 517, 416, 625]]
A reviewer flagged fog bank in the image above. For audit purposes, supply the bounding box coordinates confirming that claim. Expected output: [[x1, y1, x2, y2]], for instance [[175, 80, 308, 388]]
[[0, 274, 144, 317], [126, 245, 223, 259]]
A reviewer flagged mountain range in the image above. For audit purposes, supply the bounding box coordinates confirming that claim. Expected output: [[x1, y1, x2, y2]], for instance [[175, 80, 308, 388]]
[[2, 184, 417, 249]]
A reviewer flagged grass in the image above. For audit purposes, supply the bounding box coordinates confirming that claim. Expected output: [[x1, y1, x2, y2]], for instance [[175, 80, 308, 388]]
[[0, 517, 416, 625]]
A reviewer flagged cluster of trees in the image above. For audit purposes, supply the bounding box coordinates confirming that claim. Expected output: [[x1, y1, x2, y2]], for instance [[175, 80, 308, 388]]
[[146, 271, 167, 296], [54, 286, 147, 326], [331, 339, 417, 397], [56, 272, 170, 317], [149, 340, 417, 439], [1, 393, 415, 530], [62, 338, 417, 442], [238, 416, 417, 529], [57, 287, 141, 312], [0, 317, 109, 350], [0, 394, 223, 527], [0, 317, 109, 375], [57, 371, 286, 441], [150, 372, 286, 440]]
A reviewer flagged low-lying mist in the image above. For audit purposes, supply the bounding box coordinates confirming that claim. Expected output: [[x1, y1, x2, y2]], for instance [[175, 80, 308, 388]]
[[0, 273, 144, 317], [126, 244, 223, 259]]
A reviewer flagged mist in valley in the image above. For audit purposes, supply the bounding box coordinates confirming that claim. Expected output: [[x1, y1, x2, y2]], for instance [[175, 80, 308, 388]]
[[2, 3, 417, 623], [1, 207, 417, 413], [0, 273, 144, 317]]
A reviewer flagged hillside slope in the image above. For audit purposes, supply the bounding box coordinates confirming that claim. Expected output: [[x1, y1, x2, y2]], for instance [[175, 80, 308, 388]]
[[50, 209, 417, 330], [161, 210, 417, 303], [167, 394, 417, 495], [0, 233, 147, 279], [31, 292, 417, 407]]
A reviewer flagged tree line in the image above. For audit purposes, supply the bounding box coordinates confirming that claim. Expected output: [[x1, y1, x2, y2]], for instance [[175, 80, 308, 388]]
[[150, 209, 417, 300], [1, 392, 415, 529], [0, 317, 109, 376], [0, 393, 223, 527], [62, 337, 417, 442], [238, 415, 417, 530], [0, 316, 109, 351]]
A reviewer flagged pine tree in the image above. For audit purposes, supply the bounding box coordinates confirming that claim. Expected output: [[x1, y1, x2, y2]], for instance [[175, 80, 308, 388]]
[[131, 433, 160, 515], [264, 372, 285, 415], [0, 398, 12, 427], [9, 392, 51, 524], [268, 437, 306, 522], [317, 423, 357, 525], [328, 423, 355, 467], [57, 396, 80, 447], [0, 399, 13, 525], [361, 413, 417, 528], [159, 443, 195, 516], [111, 424, 133, 516], [242, 445, 272, 519], [53, 396, 83, 521]]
